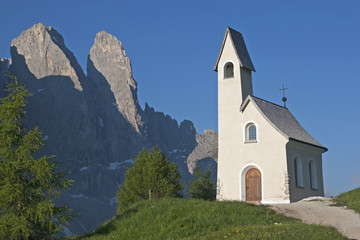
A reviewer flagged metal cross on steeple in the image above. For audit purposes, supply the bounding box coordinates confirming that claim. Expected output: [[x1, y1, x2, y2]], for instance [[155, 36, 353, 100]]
[[279, 84, 288, 108]]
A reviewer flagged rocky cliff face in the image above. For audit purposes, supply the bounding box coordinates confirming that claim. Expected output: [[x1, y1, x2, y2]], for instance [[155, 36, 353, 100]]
[[88, 31, 143, 133], [187, 129, 218, 174], [11, 23, 84, 90], [0, 58, 11, 96], [1, 23, 217, 236]]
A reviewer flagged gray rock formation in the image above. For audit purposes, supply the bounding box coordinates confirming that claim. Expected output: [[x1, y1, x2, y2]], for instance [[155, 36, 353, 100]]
[[86, 31, 146, 164], [1, 23, 218, 236], [143, 103, 197, 153], [88, 31, 143, 133], [8, 23, 116, 234], [187, 129, 218, 174], [10, 23, 95, 164], [11, 23, 84, 91], [0, 58, 11, 96]]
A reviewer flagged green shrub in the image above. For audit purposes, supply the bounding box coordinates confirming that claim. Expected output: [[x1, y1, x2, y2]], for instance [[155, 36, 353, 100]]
[[188, 163, 216, 200], [116, 146, 183, 213]]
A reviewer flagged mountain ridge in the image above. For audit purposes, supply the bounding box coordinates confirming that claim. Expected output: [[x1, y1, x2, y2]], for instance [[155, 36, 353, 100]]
[[0, 22, 217, 236]]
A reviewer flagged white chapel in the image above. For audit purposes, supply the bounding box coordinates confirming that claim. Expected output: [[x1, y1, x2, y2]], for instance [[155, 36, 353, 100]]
[[215, 27, 327, 204]]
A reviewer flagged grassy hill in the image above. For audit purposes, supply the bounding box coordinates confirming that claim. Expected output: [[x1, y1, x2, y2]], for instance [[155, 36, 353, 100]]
[[76, 198, 347, 240], [334, 187, 360, 214]]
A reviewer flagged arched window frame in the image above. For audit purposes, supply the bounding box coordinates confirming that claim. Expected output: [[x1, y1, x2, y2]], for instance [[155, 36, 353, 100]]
[[294, 155, 304, 188], [223, 61, 235, 78], [244, 121, 258, 143], [309, 159, 318, 190]]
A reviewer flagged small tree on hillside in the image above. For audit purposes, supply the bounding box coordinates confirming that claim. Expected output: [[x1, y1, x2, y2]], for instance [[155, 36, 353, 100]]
[[0, 76, 73, 239], [117, 146, 183, 213], [188, 163, 216, 201]]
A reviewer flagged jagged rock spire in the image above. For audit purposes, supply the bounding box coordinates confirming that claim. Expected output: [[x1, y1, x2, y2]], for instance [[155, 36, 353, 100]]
[[11, 23, 85, 90], [88, 31, 143, 132]]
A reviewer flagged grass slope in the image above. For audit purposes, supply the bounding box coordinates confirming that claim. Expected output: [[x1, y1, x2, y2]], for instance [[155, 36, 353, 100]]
[[78, 198, 346, 240], [334, 187, 360, 214]]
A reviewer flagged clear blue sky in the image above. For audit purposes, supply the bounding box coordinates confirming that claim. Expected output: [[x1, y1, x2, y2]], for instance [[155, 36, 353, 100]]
[[1, 0, 359, 196]]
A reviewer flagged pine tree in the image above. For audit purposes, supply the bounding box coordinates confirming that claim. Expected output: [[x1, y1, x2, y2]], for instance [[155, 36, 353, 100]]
[[188, 163, 216, 201], [0, 76, 73, 240], [117, 146, 183, 213]]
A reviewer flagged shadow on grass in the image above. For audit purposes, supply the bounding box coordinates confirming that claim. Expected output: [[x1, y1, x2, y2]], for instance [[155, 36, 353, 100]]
[[78, 202, 142, 238]]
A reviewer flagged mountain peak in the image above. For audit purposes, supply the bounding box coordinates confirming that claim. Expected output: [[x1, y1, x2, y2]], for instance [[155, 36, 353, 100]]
[[1, 24, 218, 235], [10, 23, 84, 91], [87, 30, 143, 132], [96, 31, 127, 57]]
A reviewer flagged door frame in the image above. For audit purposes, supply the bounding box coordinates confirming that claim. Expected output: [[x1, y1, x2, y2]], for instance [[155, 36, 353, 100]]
[[239, 164, 263, 202]]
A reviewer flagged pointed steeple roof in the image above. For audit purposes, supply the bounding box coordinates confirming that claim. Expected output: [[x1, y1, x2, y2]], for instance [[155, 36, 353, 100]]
[[214, 27, 255, 72]]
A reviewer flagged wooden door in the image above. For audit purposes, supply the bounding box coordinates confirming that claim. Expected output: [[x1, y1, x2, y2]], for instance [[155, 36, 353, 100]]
[[246, 168, 261, 203]]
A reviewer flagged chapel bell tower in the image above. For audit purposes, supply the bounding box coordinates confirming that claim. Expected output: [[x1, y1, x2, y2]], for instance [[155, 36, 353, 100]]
[[214, 27, 255, 104], [214, 27, 256, 200]]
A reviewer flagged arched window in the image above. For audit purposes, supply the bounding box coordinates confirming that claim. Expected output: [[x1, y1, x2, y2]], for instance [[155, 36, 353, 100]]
[[245, 123, 257, 142], [294, 157, 304, 187], [309, 160, 318, 189], [224, 62, 234, 78]]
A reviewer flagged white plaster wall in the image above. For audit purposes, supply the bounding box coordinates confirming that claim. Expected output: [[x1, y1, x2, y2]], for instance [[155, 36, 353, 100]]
[[218, 97, 290, 202], [286, 141, 325, 202], [240, 102, 289, 203], [217, 32, 290, 203], [217, 33, 243, 200]]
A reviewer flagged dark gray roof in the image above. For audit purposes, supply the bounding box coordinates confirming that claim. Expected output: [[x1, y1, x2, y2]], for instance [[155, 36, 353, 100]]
[[214, 27, 255, 72], [242, 96, 327, 151]]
